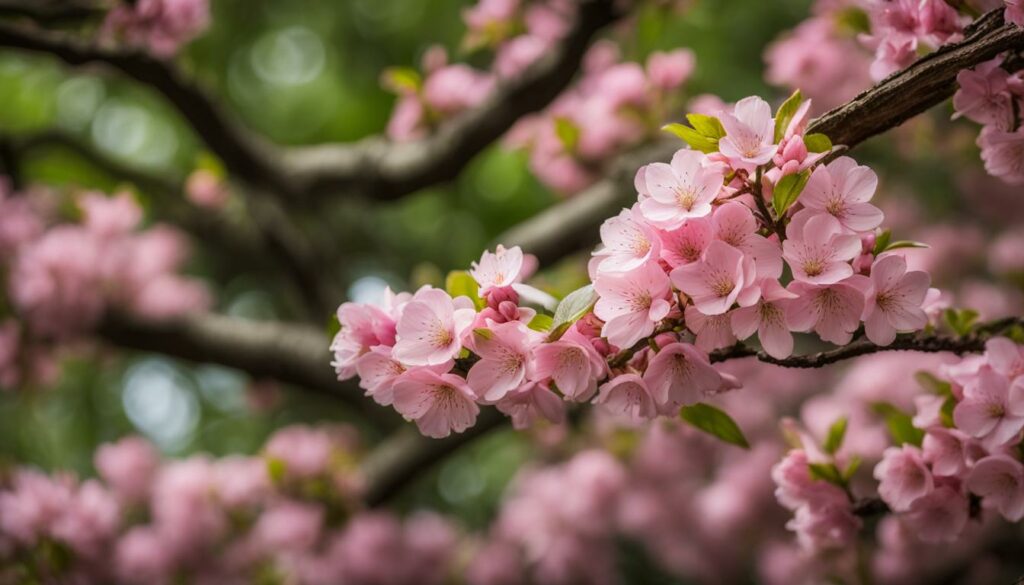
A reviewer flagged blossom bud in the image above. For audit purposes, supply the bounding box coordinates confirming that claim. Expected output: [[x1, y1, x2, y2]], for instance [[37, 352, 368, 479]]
[[485, 286, 519, 310], [653, 332, 677, 349]]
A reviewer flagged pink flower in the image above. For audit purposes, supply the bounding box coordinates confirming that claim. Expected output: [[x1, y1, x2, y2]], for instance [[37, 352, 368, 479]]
[[862, 254, 930, 346], [772, 450, 848, 510], [467, 321, 539, 401], [684, 305, 737, 351], [901, 485, 969, 543], [921, 428, 971, 477], [953, 58, 1013, 127], [264, 425, 335, 479], [423, 64, 494, 116], [1008, 0, 1024, 27], [642, 342, 721, 410], [392, 369, 480, 438], [594, 207, 661, 273], [637, 150, 724, 228], [355, 346, 406, 406], [782, 212, 861, 285], [986, 336, 1024, 379], [104, 0, 211, 58], [331, 302, 397, 379], [496, 382, 566, 429], [115, 527, 176, 584], [719, 96, 778, 168], [79, 191, 142, 237], [672, 240, 760, 316], [966, 454, 1024, 521], [595, 373, 659, 421], [471, 245, 525, 296], [646, 49, 695, 90], [869, 35, 917, 81], [786, 500, 861, 552], [594, 261, 672, 348], [185, 169, 230, 209], [730, 278, 798, 359], [531, 329, 607, 402], [252, 501, 324, 553], [658, 216, 712, 268], [953, 366, 1024, 447], [711, 202, 783, 279], [786, 277, 867, 345], [873, 445, 934, 512], [95, 436, 160, 503], [978, 126, 1024, 185], [393, 287, 476, 366], [800, 157, 884, 233]]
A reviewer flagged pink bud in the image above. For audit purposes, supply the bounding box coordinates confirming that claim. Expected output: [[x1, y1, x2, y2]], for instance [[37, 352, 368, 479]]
[[497, 300, 520, 322], [782, 136, 808, 163], [653, 332, 677, 349], [485, 285, 519, 309]]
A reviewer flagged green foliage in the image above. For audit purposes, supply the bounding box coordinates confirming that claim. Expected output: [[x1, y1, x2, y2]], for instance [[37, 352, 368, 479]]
[[774, 89, 803, 142], [944, 308, 980, 336], [528, 313, 554, 332], [872, 402, 925, 447], [803, 133, 832, 153], [446, 270, 485, 310], [772, 169, 811, 217], [549, 284, 598, 341], [822, 416, 848, 455], [554, 117, 581, 152], [680, 403, 750, 449]]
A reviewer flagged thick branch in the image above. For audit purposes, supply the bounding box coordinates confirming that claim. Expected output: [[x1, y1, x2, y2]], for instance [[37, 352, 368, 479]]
[[283, 0, 621, 202], [0, 0, 104, 25], [0, 22, 294, 198], [96, 311, 396, 426], [497, 10, 1024, 265]]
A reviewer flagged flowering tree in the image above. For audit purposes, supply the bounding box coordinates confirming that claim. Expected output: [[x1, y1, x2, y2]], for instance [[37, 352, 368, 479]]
[[0, 0, 1023, 583]]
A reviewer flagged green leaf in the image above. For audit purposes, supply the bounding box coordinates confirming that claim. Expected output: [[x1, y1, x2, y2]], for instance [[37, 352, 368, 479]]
[[548, 284, 598, 341], [836, 7, 871, 35], [823, 416, 848, 455], [554, 117, 580, 152], [872, 402, 924, 447], [267, 458, 286, 483], [940, 394, 956, 428], [884, 240, 929, 251], [774, 90, 803, 143], [808, 462, 845, 486], [944, 308, 980, 336], [326, 313, 341, 338], [473, 328, 494, 341], [662, 123, 719, 153], [914, 371, 952, 396], [872, 229, 892, 256], [685, 113, 726, 139], [382, 67, 422, 93], [803, 133, 833, 153], [842, 455, 862, 481], [195, 151, 227, 178], [445, 270, 485, 310], [680, 403, 750, 449], [528, 313, 554, 332], [772, 169, 811, 217]]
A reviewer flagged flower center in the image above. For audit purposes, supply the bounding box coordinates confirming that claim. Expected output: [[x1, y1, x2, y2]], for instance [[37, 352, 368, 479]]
[[803, 258, 824, 277]]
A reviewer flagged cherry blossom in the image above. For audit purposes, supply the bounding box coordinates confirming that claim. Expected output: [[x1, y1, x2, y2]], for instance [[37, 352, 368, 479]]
[[782, 212, 861, 285], [392, 369, 481, 438], [862, 254, 931, 346], [966, 454, 1024, 521], [642, 342, 721, 410], [952, 365, 1024, 447], [874, 445, 934, 512], [670, 240, 760, 316], [595, 373, 659, 421], [392, 288, 476, 366], [800, 157, 884, 233], [730, 278, 798, 359], [467, 320, 540, 401], [594, 262, 672, 348], [637, 149, 724, 229], [719, 96, 778, 168]]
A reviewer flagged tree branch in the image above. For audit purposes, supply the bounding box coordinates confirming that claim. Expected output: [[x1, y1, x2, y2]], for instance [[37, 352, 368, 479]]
[[283, 0, 622, 202], [96, 311, 397, 426], [497, 9, 1024, 266], [0, 0, 105, 25]]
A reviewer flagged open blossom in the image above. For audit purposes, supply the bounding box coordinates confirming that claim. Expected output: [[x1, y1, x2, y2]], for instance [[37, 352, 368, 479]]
[[471, 245, 526, 296], [658, 216, 712, 268], [642, 342, 721, 410], [966, 454, 1024, 521], [95, 437, 160, 503], [978, 126, 1024, 185], [684, 305, 736, 351], [711, 202, 783, 279], [595, 373, 659, 421], [800, 157, 884, 232], [531, 329, 607, 402], [921, 428, 971, 477], [987, 336, 1024, 379], [952, 365, 1024, 447], [637, 149, 724, 229], [862, 254, 930, 346], [393, 369, 480, 438], [355, 346, 406, 406], [901, 485, 969, 543], [467, 320, 539, 401], [730, 278, 798, 359], [671, 240, 759, 316], [953, 58, 1014, 127], [594, 207, 661, 273], [874, 445, 934, 512], [331, 303, 397, 380], [496, 382, 566, 429], [786, 278, 867, 345], [594, 261, 671, 348], [782, 212, 861, 285], [719, 96, 778, 168], [1005, 0, 1023, 27], [103, 0, 211, 58], [393, 288, 476, 366]]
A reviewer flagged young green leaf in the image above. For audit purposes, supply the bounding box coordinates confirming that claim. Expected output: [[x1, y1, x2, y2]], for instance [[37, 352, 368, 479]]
[[842, 455, 863, 481], [680, 403, 750, 449], [914, 371, 952, 396], [662, 123, 719, 153], [445, 270, 485, 310], [822, 416, 848, 455], [774, 90, 803, 143], [872, 402, 924, 447], [872, 229, 892, 256], [883, 240, 929, 251], [554, 117, 580, 152], [772, 169, 811, 217], [326, 313, 341, 338], [802, 133, 833, 153], [382, 67, 422, 94], [808, 462, 845, 486], [685, 113, 726, 139], [943, 308, 980, 336], [549, 284, 598, 341], [528, 313, 554, 332], [473, 328, 494, 341]]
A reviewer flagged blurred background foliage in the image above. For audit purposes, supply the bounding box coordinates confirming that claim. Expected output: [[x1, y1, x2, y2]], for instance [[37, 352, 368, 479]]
[[0, 0, 1008, 534]]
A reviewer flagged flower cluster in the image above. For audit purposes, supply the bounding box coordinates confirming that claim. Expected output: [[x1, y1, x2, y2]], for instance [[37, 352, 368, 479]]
[[103, 0, 211, 58], [954, 56, 1024, 185], [334, 92, 938, 439], [0, 426, 458, 585], [0, 188, 209, 389], [382, 0, 698, 195], [860, 0, 967, 81]]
